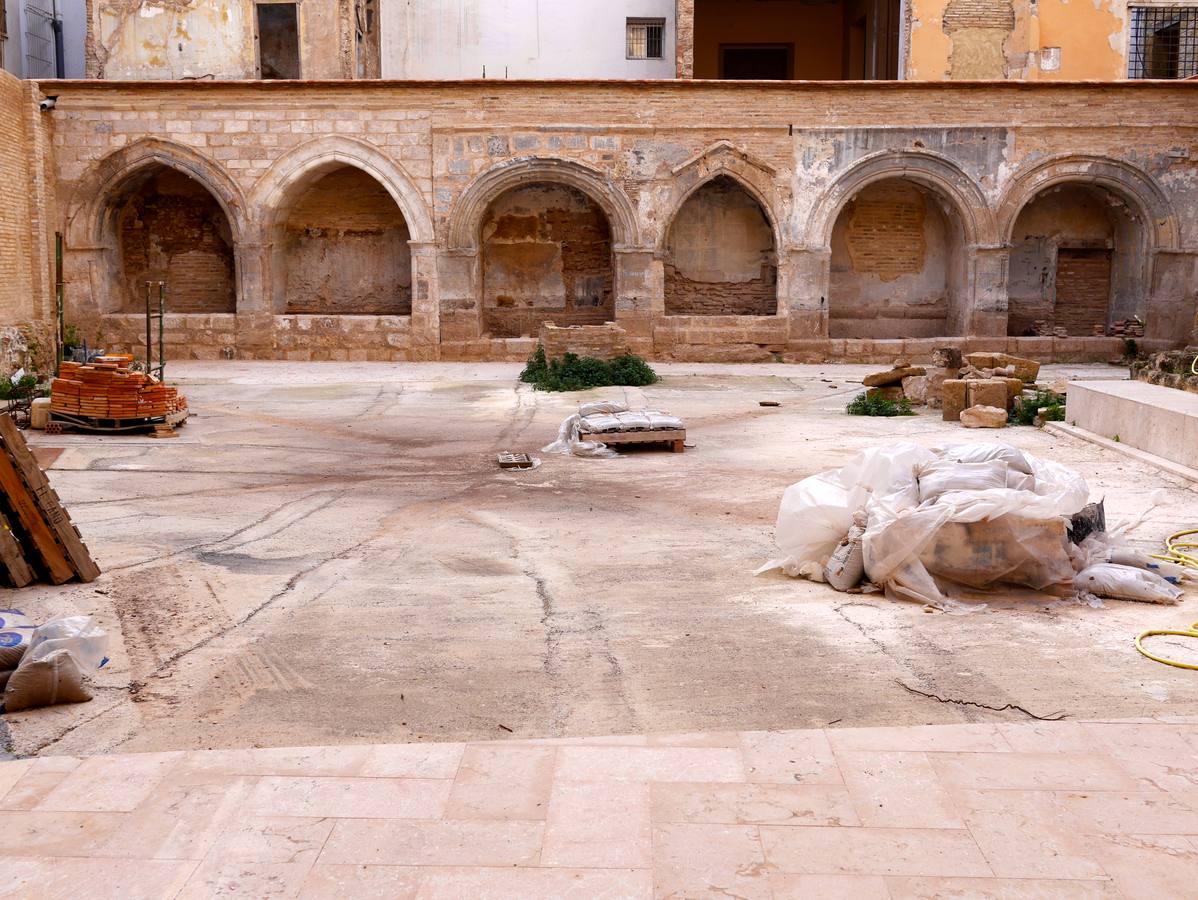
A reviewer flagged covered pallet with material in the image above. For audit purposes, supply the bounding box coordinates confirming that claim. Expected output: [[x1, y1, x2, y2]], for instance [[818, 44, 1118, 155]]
[[544, 401, 686, 457]]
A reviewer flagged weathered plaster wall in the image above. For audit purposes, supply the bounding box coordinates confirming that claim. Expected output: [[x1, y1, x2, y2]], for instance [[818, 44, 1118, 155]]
[[906, 0, 1134, 80], [117, 166, 236, 313], [829, 179, 961, 338], [283, 166, 411, 315], [481, 183, 614, 338], [88, 0, 356, 79], [664, 176, 775, 316], [26, 79, 1198, 364]]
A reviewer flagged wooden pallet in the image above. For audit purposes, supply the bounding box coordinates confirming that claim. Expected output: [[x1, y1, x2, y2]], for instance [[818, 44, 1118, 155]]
[[0, 415, 100, 586], [588, 429, 686, 453]]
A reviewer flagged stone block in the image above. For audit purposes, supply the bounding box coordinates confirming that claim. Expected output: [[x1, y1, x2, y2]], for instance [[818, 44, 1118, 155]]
[[960, 405, 1008, 428], [967, 379, 1010, 411], [866, 386, 904, 402], [942, 379, 968, 422], [1002, 377, 1025, 402], [863, 365, 926, 387], [902, 375, 929, 405], [995, 353, 1041, 383], [931, 347, 963, 369]]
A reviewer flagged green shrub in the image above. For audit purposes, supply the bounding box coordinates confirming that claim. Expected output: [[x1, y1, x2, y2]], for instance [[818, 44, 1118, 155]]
[[846, 391, 915, 417], [0, 374, 40, 402], [520, 345, 659, 392], [1010, 389, 1065, 426]]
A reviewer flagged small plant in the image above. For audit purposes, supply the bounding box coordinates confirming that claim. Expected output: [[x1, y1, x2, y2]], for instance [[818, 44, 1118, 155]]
[[1113, 434, 1121, 443], [63, 323, 80, 351], [1009, 389, 1065, 426], [846, 392, 916, 417], [0, 373, 40, 402], [520, 345, 659, 392]]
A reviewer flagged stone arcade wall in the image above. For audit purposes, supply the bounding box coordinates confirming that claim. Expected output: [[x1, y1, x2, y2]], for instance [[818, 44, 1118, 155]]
[[29, 78, 1198, 363]]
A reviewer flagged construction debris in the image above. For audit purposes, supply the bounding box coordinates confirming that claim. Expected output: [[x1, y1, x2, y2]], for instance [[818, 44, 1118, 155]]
[[0, 414, 99, 587], [960, 405, 1008, 428], [863, 365, 925, 388], [757, 439, 1196, 611], [861, 349, 1043, 422]]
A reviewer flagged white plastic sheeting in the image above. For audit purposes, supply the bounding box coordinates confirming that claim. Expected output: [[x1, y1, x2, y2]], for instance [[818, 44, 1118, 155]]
[[759, 441, 1092, 606]]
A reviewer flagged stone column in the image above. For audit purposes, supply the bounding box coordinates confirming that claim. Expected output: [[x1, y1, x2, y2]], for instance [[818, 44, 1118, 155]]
[[675, 0, 695, 79], [436, 248, 483, 346], [780, 248, 830, 339], [409, 241, 440, 359], [964, 245, 1009, 337], [614, 248, 660, 356]]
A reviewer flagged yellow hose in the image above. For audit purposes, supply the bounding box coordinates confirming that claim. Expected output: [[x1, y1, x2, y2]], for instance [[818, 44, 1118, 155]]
[[1149, 528, 1198, 570], [1136, 622, 1198, 671], [1136, 529, 1198, 669]]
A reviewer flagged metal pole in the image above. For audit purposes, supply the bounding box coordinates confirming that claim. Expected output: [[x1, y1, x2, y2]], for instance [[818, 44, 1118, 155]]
[[50, 0, 64, 78], [157, 282, 166, 381], [145, 281, 153, 374]]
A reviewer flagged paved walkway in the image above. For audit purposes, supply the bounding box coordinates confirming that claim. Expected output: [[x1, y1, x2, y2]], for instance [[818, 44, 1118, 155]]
[[1, 720, 1196, 898]]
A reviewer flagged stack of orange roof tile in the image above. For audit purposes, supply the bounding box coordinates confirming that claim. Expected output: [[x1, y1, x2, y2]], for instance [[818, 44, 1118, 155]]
[[51, 361, 187, 421]]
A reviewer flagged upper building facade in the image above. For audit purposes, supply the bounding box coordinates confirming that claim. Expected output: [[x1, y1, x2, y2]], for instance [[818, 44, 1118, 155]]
[[67, 0, 1198, 82]]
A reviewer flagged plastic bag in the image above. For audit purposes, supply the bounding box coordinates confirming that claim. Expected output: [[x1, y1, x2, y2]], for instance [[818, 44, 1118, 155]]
[[757, 442, 935, 577], [578, 400, 628, 417], [0, 610, 36, 669], [542, 413, 618, 458], [24, 616, 109, 670], [1074, 563, 1182, 605]]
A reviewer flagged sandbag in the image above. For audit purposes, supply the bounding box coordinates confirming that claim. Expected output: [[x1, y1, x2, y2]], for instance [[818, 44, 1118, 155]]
[[2, 649, 92, 712], [1074, 563, 1183, 605], [940, 442, 1033, 475], [0, 610, 35, 669], [823, 513, 866, 591], [916, 459, 1009, 504]]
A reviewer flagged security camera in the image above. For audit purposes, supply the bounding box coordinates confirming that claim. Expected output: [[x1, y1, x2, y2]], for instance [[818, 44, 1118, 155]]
[[39, 96, 58, 111]]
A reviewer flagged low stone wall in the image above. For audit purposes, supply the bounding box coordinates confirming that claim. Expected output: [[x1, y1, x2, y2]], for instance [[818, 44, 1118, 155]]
[[1131, 350, 1198, 394], [92, 313, 415, 361], [539, 322, 630, 360]]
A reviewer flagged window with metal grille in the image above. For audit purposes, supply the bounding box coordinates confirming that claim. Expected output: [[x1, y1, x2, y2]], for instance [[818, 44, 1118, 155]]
[[1128, 6, 1198, 78], [627, 18, 664, 60]]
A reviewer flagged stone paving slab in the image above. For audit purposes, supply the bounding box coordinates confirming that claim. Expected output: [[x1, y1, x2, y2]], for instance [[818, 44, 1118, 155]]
[[1, 720, 1197, 898]]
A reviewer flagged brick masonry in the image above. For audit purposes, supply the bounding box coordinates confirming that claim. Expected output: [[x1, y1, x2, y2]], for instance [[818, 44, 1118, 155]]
[[0, 78, 1194, 364]]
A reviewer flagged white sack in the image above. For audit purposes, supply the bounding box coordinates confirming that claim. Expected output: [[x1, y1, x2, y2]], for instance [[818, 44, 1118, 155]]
[[1074, 563, 1182, 605]]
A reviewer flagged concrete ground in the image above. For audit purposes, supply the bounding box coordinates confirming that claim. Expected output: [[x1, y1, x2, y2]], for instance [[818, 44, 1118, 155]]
[[4, 362, 1197, 759]]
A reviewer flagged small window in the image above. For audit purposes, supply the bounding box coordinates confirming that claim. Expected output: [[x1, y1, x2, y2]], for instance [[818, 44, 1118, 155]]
[[627, 18, 665, 60], [1128, 6, 1198, 78], [256, 2, 300, 80]]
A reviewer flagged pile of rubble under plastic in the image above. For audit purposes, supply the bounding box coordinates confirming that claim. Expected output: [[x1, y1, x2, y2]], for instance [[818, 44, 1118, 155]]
[[759, 441, 1189, 610]]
